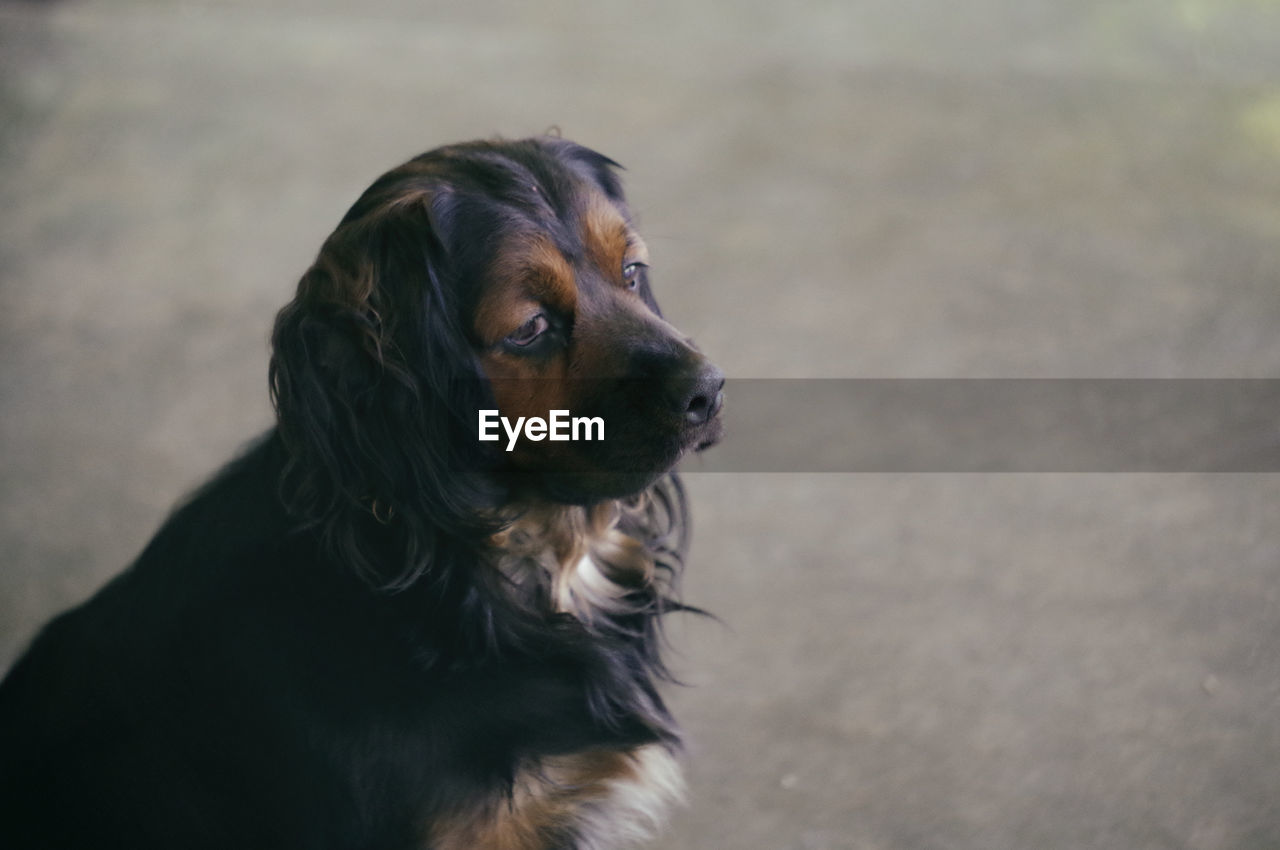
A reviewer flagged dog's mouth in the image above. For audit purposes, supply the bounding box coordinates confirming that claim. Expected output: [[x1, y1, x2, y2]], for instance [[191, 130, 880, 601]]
[[694, 431, 721, 453], [688, 409, 724, 454], [501, 407, 723, 505], [484, 371, 723, 504], [684, 383, 725, 453]]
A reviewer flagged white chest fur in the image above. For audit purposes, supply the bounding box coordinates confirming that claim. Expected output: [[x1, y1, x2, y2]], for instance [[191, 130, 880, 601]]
[[429, 744, 684, 850], [443, 501, 683, 849]]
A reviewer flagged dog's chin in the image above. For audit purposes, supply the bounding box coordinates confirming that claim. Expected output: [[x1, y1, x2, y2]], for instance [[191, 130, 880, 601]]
[[529, 469, 664, 506], [508, 415, 723, 506], [689, 414, 724, 453], [508, 446, 678, 505]]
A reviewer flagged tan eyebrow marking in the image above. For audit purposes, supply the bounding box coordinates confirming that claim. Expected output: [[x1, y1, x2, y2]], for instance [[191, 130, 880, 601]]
[[582, 193, 646, 280], [624, 233, 650, 266]]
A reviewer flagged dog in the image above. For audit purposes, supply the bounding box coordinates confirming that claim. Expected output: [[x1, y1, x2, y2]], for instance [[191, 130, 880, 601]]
[[0, 136, 724, 849]]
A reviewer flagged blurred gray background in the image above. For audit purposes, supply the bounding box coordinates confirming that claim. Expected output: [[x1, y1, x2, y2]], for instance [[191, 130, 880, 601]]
[[3, 1, 1279, 847]]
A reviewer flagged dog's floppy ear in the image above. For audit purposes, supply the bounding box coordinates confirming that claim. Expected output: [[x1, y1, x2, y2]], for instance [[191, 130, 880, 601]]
[[269, 183, 501, 589]]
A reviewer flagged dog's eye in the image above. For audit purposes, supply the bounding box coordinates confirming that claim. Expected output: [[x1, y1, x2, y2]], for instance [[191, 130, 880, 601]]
[[622, 262, 647, 289], [506, 314, 549, 347]]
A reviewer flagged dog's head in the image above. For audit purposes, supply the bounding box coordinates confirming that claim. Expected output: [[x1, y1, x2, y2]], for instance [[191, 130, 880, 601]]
[[269, 137, 721, 582]]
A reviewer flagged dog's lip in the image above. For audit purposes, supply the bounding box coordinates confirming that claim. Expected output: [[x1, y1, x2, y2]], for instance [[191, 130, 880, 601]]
[[687, 412, 724, 453]]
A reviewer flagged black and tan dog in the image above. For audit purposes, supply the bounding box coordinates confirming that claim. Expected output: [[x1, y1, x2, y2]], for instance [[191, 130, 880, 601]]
[[0, 137, 723, 849]]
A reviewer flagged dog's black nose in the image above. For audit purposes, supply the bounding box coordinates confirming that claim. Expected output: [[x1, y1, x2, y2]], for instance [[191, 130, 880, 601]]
[[682, 363, 725, 425]]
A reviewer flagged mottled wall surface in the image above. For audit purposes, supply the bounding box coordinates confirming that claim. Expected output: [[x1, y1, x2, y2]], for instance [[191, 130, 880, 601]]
[[2, 2, 1279, 847]]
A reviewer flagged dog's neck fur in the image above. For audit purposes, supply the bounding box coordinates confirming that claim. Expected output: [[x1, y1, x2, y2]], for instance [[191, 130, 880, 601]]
[[425, 494, 687, 850], [491, 498, 657, 627]]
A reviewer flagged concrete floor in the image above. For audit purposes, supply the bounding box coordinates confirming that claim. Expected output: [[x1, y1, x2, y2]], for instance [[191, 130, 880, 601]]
[[3, 1, 1279, 847]]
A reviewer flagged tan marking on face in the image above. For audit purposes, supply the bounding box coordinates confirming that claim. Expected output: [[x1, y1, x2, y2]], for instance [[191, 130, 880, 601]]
[[473, 202, 656, 475], [473, 234, 577, 347], [428, 745, 682, 850], [475, 234, 599, 467], [478, 348, 574, 464], [582, 193, 648, 283]]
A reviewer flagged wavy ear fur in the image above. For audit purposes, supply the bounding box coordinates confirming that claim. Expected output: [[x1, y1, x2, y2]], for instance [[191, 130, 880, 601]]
[[269, 182, 503, 590]]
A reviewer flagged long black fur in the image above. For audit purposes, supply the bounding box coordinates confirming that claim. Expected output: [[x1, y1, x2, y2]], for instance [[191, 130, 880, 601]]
[[0, 137, 708, 849]]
